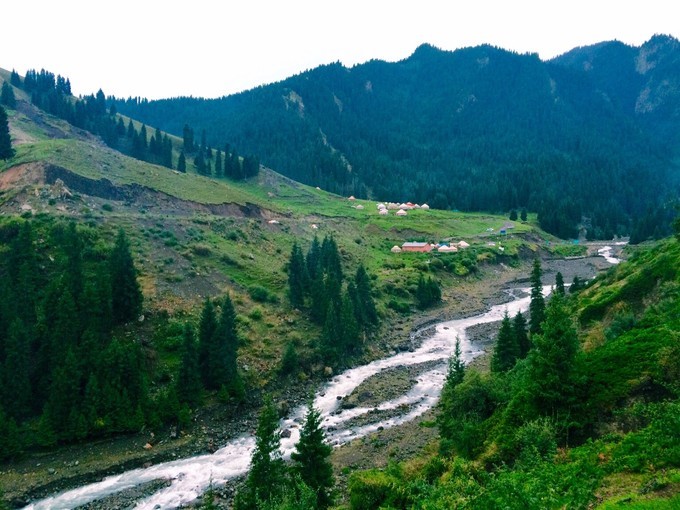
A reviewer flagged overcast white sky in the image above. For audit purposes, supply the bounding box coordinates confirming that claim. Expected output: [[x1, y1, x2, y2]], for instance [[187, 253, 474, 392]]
[[3, 1, 677, 100]]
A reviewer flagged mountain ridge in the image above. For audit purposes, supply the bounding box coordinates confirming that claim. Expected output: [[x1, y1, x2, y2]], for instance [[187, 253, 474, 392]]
[[113, 35, 680, 240]]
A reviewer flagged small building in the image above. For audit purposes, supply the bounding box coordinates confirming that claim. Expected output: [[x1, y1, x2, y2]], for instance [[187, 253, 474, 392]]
[[402, 242, 433, 253], [396, 209, 408, 216], [437, 244, 458, 253], [391, 245, 402, 253]]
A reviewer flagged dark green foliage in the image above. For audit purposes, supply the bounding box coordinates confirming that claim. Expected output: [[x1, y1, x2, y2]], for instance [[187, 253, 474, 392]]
[[529, 258, 545, 334], [509, 209, 518, 221], [520, 208, 528, 222], [520, 293, 580, 420], [279, 342, 299, 376], [0, 219, 154, 455], [287, 242, 307, 308], [110, 229, 143, 324], [437, 370, 502, 458], [1, 82, 16, 108], [491, 312, 519, 373], [513, 310, 531, 358], [415, 273, 441, 309], [198, 298, 217, 383], [235, 397, 287, 510], [176, 323, 202, 408], [200, 294, 241, 396], [555, 271, 565, 295], [0, 406, 22, 461], [0, 105, 13, 160], [353, 264, 379, 329], [570, 275, 585, 293], [291, 401, 334, 509], [177, 150, 187, 172]]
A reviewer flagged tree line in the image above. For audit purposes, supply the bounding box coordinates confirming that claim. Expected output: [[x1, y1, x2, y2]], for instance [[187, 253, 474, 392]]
[[2, 70, 261, 183]]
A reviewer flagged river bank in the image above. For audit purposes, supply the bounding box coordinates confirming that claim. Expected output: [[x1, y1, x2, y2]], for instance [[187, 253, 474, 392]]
[[3, 253, 609, 509]]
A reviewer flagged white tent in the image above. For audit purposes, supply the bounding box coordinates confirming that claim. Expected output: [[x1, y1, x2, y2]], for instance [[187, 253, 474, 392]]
[[391, 245, 402, 253], [396, 209, 408, 216]]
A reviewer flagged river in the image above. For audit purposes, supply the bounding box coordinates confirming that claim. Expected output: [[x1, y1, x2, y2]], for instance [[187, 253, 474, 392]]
[[24, 286, 546, 509]]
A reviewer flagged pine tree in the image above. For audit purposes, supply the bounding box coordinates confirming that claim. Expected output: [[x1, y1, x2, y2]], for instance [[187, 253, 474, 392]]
[[214, 149, 223, 178], [513, 311, 531, 358], [110, 229, 143, 325], [491, 312, 519, 373], [183, 124, 194, 152], [445, 336, 466, 388], [520, 208, 528, 222], [235, 396, 286, 510], [178, 150, 187, 172], [209, 295, 240, 394], [1, 82, 16, 108], [523, 293, 580, 418], [509, 209, 518, 221], [0, 106, 14, 160], [176, 323, 202, 408], [2, 318, 31, 421], [198, 298, 218, 387], [339, 290, 360, 355], [354, 264, 378, 329], [555, 271, 565, 295], [291, 401, 334, 509], [529, 258, 545, 335], [288, 243, 307, 309]]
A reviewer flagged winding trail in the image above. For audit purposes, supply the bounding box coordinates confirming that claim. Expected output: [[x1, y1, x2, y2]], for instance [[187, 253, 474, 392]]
[[25, 286, 545, 509]]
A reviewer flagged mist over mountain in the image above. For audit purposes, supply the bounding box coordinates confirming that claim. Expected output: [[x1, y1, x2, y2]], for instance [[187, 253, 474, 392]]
[[114, 36, 680, 239]]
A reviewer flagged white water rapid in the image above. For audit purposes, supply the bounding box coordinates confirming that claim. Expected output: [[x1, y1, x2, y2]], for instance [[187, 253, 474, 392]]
[[25, 286, 543, 510]]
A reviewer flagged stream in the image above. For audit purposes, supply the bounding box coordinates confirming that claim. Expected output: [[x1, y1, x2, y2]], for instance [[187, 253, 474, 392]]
[[25, 286, 546, 509]]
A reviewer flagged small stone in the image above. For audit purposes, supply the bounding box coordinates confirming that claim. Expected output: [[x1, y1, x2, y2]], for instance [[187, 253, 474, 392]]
[[280, 429, 292, 438]]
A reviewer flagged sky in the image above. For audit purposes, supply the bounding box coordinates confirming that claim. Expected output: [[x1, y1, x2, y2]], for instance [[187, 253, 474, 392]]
[[2, 0, 678, 100]]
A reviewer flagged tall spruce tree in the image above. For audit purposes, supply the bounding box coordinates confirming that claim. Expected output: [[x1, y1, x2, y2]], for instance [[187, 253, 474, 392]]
[[1, 82, 16, 108], [288, 243, 307, 309], [291, 400, 335, 509], [513, 311, 531, 358], [0, 106, 14, 160], [109, 229, 142, 325], [523, 293, 580, 419], [176, 323, 202, 408], [235, 396, 286, 510], [491, 312, 519, 373], [177, 150, 187, 172], [529, 258, 545, 335], [209, 295, 240, 394], [555, 271, 566, 295], [198, 298, 218, 386], [354, 264, 378, 330]]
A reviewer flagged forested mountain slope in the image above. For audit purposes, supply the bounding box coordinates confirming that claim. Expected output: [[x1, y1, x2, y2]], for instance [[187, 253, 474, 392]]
[[114, 36, 680, 240]]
